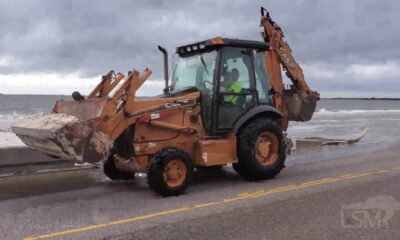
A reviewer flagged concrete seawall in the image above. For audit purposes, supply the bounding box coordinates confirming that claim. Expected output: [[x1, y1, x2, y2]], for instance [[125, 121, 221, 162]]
[[0, 147, 75, 176], [0, 138, 323, 177]]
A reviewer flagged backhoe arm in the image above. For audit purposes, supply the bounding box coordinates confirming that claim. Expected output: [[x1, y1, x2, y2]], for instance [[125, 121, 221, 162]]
[[260, 7, 319, 97], [260, 7, 319, 123]]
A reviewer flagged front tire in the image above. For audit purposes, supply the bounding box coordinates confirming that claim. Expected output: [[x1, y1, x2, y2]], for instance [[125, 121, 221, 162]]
[[103, 154, 135, 180], [233, 118, 286, 181], [147, 148, 193, 197]]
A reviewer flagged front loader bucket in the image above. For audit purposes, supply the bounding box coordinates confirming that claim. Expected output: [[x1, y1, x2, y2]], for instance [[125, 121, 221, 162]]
[[11, 69, 153, 163], [11, 99, 112, 163], [285, 91, 318, 122]]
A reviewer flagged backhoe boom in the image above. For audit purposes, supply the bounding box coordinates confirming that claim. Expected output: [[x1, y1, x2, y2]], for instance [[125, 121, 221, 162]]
[[260, 7, 319, 124]]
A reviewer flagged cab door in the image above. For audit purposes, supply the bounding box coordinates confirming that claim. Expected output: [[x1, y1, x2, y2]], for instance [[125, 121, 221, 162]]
[[216, 47, 257, 130]]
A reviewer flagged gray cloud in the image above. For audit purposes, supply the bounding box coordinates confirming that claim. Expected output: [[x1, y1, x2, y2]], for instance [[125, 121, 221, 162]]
[[0, 0, 399, 96]]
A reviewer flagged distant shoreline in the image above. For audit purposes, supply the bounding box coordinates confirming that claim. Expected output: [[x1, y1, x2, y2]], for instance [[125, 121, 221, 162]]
[[0, 94, 398, 100]]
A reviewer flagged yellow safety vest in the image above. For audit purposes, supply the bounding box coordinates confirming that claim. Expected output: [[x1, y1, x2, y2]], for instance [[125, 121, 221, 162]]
[[224, 81, 242, 104]]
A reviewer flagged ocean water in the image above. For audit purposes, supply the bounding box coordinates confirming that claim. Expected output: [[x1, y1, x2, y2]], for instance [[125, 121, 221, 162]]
[[0, 95, 70, 131], [288, 99, 400, 145], [1, 95, 399, 145], [286, 99, 400, 164]]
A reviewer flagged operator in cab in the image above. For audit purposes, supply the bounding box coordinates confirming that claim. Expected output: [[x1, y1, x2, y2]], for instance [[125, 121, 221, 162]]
[[223, 68, 242, 104]]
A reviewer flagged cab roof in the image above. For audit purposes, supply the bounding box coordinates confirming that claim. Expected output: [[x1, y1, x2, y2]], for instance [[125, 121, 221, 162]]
[[176, 37, 269, 56]]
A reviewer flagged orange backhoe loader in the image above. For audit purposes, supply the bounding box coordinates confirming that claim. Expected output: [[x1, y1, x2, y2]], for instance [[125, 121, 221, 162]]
[[12, 8, 319, 196]]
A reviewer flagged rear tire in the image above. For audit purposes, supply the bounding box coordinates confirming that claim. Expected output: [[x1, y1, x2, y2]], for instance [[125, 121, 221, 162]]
[[103, 154, 135, 180], [147, 148, 193, 197], [233, 118, 286, 181]]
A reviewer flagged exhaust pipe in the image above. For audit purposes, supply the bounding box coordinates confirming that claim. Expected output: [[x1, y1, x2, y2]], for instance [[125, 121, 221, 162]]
[[158, 45, 169, 94]]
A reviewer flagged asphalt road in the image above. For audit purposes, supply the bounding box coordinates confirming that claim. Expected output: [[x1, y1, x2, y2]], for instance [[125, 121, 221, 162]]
[[1, 143, 400, 240]]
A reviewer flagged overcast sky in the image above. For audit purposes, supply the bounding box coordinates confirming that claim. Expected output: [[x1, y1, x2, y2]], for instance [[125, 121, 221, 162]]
[[0, 0, 399, 97]]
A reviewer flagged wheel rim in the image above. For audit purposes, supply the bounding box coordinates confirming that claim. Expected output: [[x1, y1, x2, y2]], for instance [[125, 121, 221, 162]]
[[254, 132, 279, 166], [163, 159, 187, 188]]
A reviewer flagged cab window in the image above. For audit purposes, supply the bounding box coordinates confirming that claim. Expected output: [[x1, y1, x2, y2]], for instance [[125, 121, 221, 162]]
[[253, 50, 272, 104], [217, 47, 255, 129]]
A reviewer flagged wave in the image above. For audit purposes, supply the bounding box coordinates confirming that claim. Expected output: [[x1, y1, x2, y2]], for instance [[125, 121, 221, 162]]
[[0, 112, 46, 131], [0, 112, 37, 120], [316, 108, 400, 115], [0, 112, 45, 126]]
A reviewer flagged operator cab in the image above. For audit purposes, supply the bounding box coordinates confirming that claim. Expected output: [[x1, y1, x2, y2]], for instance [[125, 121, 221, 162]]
[[170, 38, 273, 133]]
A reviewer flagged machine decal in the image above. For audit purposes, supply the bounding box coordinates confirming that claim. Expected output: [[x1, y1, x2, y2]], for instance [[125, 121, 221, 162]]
[[137, 109, 179, 123], [202, 152, 208, 163], [147, 142, 157, 148], [150, 113, 160, 120], [165, 99, 192, 109], [278, 44, 296, 69]]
